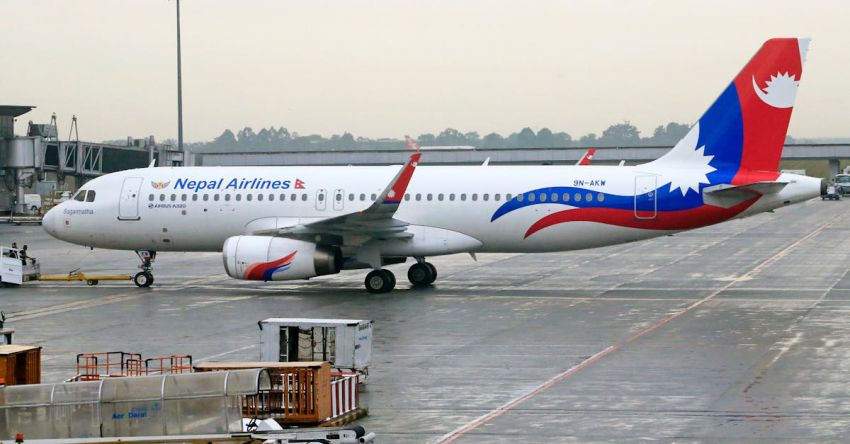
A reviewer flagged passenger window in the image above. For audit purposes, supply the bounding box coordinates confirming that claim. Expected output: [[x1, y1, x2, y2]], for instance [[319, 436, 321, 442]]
[[86, 190, 96, 202], [279, 193, 285, 201], [585, 192, 593, 201], [371, 193, 377, 201], [359, 193, 366, 201], [335, 192, 342, 202], [318, 193, 324, 202], [181, 194, 187, 201], [159, 194, 165, 202], [449, 194, 455, 201], [192, 194, 198, 201], [74, 190, 86, 201], [461, 194, 467, 201], [203, 194, 209, 201], [247, 194, 253, 201], [415, 193, 421, 201], [597, 193, 604, 202], [225, 194, 231, 201], [551, 193, 558, 202], [235, 194, 242, 201], [494, 194, 501, 201], [438, 193, 444, 201], [214, 194, 220, 201], [507, 193, 513, 201], [348, 193, 354, 201], [170, 194, 176, 202], [269, 194, 274, 201], [471, 194, 477, 201], [517, 194, 523, 202], [528, 193, 535, 202], [301, 194, 307, 201], [148, 194, 154, 202], [257, 194, 263, 201], [427, 193, 433, 201], [483, 194, 489, 201], [404, 194, 410, 201], [291, 193, 297, 201], [574, 193, 581, 202], [563, 193, 570, 202], [539, 193, 546, 202]]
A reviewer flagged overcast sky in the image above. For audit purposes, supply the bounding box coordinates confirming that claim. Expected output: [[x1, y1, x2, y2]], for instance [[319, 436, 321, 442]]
[[3, 0, 848, 142]]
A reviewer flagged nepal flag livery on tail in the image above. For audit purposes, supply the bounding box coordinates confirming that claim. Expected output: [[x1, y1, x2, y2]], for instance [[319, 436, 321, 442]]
[[492, 38, 809, 238]]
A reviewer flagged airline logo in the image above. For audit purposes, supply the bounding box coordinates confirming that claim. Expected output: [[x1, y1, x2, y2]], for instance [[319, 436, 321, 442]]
[[166, 177, 307, 192], [243, 251, 297, 281]]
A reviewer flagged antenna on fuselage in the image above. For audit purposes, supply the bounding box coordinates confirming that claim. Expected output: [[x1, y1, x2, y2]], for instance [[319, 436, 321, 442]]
[[148, 158, 156, 168]]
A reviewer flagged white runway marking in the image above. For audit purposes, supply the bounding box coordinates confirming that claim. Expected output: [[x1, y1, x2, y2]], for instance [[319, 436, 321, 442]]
[[436, 216, 838, 443]]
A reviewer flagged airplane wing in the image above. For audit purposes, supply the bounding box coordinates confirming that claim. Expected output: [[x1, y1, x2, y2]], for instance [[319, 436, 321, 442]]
[[252, 153, 422, 246], [703, 181, 788, 208]]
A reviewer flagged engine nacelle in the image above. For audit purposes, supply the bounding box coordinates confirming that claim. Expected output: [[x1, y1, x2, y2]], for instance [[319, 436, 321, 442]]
[[223, 236, 342, 281]]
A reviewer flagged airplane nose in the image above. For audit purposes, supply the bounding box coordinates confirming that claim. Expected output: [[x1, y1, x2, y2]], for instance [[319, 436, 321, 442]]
[[42, 206, 58, 237]]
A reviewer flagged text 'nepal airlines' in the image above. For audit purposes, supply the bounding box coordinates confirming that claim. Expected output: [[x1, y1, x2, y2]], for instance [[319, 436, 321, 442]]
[[43, 38, 823, 293]]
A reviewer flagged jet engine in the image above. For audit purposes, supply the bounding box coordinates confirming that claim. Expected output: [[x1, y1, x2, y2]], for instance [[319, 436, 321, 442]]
[[223, 236, 342, 281]]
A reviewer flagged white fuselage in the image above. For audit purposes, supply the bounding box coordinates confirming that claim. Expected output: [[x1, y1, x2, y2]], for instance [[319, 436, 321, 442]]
[[43, 164, 821, 261]]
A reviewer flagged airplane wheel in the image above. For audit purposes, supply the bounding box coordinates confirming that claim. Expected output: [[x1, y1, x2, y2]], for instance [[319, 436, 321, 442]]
[[134, 271, 154, 288], [424, 262, 437, 284], [365, 269, 395, 293], [408, 263, 434, 287], [86, 280, 99, 286]]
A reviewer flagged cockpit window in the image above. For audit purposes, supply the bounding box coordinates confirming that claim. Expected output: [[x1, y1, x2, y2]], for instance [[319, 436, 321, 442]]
[[85, 190, 96, 202], [835, 176, 850, 183], [74, 190, 86, 201]]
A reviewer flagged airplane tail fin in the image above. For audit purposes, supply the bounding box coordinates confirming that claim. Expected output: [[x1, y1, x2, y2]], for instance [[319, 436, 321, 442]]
[[404, 135, 421, 151], [648, 38, 809, 184]]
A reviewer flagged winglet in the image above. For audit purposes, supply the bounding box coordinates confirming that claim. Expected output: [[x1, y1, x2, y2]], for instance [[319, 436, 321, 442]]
[[404, 135, 421, 151], [576, 148, 596, 166], [381, 153, 421, 205]]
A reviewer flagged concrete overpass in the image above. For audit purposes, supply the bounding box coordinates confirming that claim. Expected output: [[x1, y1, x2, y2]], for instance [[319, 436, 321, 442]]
[[197, 143, 850, 175]]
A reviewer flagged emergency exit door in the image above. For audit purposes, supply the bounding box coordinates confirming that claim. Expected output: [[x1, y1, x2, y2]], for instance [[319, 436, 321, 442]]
[[634, 175, 657, 220], [333, 189, 344, 211], [118, 177, 143, 220]]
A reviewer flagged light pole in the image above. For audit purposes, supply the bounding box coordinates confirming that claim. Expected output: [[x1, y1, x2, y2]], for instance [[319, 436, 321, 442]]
[[176, 0, 184, 157]]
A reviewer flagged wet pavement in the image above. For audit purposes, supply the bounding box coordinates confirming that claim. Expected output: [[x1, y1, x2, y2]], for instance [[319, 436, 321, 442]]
[[2, 196, 849, 443]]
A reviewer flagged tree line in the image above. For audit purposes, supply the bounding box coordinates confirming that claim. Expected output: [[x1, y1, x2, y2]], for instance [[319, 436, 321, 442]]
[[191, 121, 694, 153]]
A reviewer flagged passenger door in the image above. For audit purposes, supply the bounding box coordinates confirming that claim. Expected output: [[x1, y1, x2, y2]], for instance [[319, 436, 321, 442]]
[[634, 175, 657, 220], [118, 177, 143, 220]]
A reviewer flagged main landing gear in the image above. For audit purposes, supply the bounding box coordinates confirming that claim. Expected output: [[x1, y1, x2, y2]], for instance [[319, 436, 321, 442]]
[[363, 259, 438, 293], [133, 250, 156, 288], [407, 260, 436, 288], [365, 269, 395, 293]]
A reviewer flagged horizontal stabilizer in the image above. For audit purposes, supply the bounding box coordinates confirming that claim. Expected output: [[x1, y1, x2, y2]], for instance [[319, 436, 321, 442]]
[[703, 181, 787, 208]]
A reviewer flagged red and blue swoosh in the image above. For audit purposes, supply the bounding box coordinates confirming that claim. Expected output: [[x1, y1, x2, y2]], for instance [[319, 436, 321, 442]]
[[243, 251, 297, 281]]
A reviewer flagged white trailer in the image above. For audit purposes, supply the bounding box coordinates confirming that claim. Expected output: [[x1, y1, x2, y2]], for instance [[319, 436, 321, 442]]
[[259, 318, 373, 374], [0, 246, 39, 285]]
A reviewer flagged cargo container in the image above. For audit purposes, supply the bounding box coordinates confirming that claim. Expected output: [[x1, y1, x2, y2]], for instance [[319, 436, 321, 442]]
[[259, 318, 372, 373]]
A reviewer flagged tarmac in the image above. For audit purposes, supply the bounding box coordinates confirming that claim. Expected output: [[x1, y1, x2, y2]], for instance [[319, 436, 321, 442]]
[[2, 196, 850, 443]]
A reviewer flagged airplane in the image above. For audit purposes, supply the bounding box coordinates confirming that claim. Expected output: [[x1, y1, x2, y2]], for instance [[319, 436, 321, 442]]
[[42, 38, 822, 293]]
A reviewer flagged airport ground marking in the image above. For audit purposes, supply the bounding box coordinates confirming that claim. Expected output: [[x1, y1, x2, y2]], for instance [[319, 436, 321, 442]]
[[437, 216, 838, 443]]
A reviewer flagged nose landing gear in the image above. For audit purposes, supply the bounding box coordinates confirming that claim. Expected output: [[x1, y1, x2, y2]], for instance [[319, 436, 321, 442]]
[[134, 251, 156, 288]]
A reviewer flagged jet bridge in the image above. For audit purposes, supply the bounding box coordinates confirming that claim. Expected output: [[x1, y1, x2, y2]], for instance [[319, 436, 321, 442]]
[[1, 106, 186, 215]]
